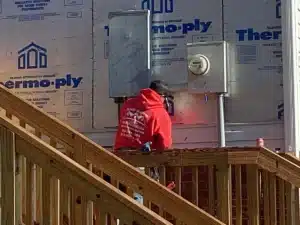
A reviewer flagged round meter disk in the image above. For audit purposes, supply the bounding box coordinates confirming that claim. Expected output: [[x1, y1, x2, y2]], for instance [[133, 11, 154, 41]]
[[188, 54, 210, 76]]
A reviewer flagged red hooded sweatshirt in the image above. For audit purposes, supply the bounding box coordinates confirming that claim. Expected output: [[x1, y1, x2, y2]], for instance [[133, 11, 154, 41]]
[[114, 88, 172, 150]]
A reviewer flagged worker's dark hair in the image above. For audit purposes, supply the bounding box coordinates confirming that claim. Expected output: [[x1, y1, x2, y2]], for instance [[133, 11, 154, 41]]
[[149, 80, 171, 96]]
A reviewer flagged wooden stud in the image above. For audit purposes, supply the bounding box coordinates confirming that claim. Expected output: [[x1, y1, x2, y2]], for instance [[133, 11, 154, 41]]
[[208, 165, 215, 215], [32, 164, 37, 223], [25, 159, 33, 225], [87, 163, 94, 225], [159, 166, 166, 186], [19, 121, 26, 224], [269, 173, 277, 225], [158, 166, 166, 218], [174, 167, 182, 195], [246, 165, 259, 225], [22, 155, 26, 222], [99, 209, 107, 225], [235, 165, 242, 225], [143, 168, 151, 209], [1, 126, 16, 225], [94, 169, 103, 225], [15, 152, 23, 224], [278, 178, 285, 225], [191, 166, 199, 207], [72, 187, 87, 225], [72, 137, 87, 225], [295, 187, 300, 225], [42, 170, 51, 225], [94, 202, 103, 225], [262, 170, 270, 225], [216, 163, 232, 225], [285, 182, 293, 225], [60, 184, 70, 225], [35, 130, 43, 224], [49, 139, 59, 225]]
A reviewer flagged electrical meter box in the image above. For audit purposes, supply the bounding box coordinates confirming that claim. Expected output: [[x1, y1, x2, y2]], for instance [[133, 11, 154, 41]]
[[108, 10, 152, 98], [187, 41, 228, 94]]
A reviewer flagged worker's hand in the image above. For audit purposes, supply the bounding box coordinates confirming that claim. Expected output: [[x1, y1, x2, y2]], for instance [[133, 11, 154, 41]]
[[141, 142, 152, 152]]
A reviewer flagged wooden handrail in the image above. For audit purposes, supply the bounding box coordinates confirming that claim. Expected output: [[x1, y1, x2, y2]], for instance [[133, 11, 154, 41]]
[[0, 86, 76, 146], [116, 147, 300, 225], [0, 118, 171, 225], [116, 147, 300, 187], [114, 147, 260, 167], [0, 86, 225, 224], [278, 152, 300, 166]]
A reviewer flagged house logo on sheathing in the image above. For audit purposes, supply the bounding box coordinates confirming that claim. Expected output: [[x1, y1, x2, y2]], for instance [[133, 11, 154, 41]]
[[18, 42, 47, 70]]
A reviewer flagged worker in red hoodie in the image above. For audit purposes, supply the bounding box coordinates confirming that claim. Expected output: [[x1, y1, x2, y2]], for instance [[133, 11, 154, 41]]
[[114, 80, 172, 151], [114, 80, 174, 200]]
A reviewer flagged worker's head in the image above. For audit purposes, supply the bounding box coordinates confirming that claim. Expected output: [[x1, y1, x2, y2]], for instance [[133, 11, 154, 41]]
[[149, 80, 171, 97], [149, 80, 173, 112]]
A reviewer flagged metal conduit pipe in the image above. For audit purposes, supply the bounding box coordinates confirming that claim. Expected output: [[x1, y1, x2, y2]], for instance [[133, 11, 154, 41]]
[[218, 93, 226, 147]]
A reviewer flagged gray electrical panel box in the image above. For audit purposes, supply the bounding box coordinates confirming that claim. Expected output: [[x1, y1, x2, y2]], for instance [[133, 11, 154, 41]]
[[187, 41, 228, 94], [108, 10, 152, 98]]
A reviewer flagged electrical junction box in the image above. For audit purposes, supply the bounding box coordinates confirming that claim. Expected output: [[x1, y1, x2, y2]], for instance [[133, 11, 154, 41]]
[[187, 41, 228, 94], [108, 10, 152, 98]]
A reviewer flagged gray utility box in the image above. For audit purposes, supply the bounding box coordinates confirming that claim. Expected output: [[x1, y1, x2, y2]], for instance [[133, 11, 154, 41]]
[[187, 41, 228, 94], [108, 10, 152, 98]]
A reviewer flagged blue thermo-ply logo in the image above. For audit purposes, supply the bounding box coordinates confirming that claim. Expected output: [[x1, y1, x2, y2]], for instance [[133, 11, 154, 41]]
[[0, 74, 83, 90], [104, 19, 212, 37], [141, 0, 173, 14], [235, 0, 281, 42], [104, 0, 212, 36], [18, 42, 47, 70], [153, 19, 211, 35], [236, 28, 281, 41], [0, 42, 84, 90]]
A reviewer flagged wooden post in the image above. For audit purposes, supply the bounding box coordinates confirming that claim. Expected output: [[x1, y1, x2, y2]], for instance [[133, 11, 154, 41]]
[[143, 168, 151, 209], [15, 152, 23, 224], [42, 171, 51, 225], [19, 121, 26, 222], [72, 137, 87, 225], [174, 167, 182, 195], [191, 166, 199, 207], [35, 130, 43, 225], [50, 177, 60, 225], [216, 163, 232, 225], [278, 179, 285, 225], [295, 188, 300, 225], [1, 126, 16, 225], [87, 163, 94, 225], [246, 165, 259, 225], [285, 182, 295, 225], [235, 165, 242, 225], [262, 171, 270, 225], [269, 173, 277, 225], [158, 166, 166, 218], [49, 138, 60, 225], [208, 165, 215, 215], [25, 159, 33, 225]]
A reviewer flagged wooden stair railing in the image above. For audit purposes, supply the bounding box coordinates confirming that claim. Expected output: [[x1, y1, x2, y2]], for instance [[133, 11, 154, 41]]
[[117, 147, 300, 225], [278, 152, 300, 167], [0, 116, 171, 225], [0, 86, 224, 225]]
